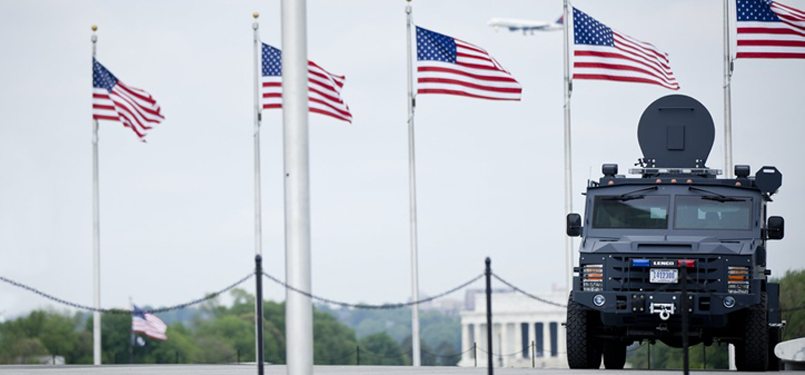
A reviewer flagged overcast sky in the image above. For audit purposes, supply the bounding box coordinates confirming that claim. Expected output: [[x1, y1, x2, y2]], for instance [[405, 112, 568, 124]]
[[1, 0, 803, 318]]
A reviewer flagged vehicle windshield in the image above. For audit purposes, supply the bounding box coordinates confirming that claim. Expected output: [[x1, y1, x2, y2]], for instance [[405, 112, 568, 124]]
[[592, 195, 669, 229], [674, 195, 752, 230]]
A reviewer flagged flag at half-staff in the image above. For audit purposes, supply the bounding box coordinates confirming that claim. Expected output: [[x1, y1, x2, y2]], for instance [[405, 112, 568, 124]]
[[572, 7, 681, 90], [415, 26, 522, 100], [260, 43, 353, 123], [131, 305, 167, 341], [736, 0, 805, 59], [92, 59, 164, 139]]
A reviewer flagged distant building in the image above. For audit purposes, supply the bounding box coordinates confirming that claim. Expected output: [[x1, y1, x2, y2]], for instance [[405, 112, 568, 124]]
[[458, 289, 567, 368]]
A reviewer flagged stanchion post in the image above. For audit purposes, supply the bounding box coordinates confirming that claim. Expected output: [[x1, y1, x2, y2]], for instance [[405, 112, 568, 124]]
[[681, 265, 690, 375], [531, 341, 535, 368], [255, 255, 265, 375], [703, 344, 707, 369], [473, 342, 477, 367], [647, 342, 651, 369], [485, 257, 493, 375]]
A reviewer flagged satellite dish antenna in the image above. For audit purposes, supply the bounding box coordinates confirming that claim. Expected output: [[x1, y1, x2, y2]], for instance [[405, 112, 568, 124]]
[[637, 95, 715, 168]]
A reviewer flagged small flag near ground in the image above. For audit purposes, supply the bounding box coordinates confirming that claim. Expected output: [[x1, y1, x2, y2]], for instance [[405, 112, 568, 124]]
[[131, 305, 167, 341], [736, 0, 805, 59], [572, 7, 680, 90], [415, 26, 522, 101], [261, 43, 353, 123], [92, 59, 164, 139]]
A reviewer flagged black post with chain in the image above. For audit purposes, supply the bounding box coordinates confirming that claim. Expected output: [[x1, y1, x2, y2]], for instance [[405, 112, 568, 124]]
[[485, 257, 493, 375], [255, 255, 264, 375], [681, 265, 689, 375]]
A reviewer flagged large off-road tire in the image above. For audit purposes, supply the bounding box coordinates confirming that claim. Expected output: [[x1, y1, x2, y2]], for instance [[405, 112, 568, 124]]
[[735, 293, 769, 372], [603, 342, 627, 369], [566, 297, 602, 369]]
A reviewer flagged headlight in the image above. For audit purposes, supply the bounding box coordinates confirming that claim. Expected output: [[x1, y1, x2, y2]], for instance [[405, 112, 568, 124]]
[[728, 266, 750, 294], [583, 264, 604, 292]]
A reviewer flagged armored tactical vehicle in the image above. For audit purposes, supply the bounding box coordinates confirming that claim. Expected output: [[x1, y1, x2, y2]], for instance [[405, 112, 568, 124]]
[[565, 95, 784, 371]]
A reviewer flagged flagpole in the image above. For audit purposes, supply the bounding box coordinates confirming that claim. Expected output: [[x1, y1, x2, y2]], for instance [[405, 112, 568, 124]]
[[253, 12, 263, 271], [723, 0, 734, 178], [562, 0, 574, 298], [405, 0, 421, 367], [252, 11, 266, 375], [281, 0, 314, 372], [90, 24, 102, 366], [724, 3, 737, 368]]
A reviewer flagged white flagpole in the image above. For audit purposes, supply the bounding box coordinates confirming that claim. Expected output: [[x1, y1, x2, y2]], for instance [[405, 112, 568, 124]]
[[724, 2, 737, 368], [253, 14, 263, 261], [90, 24, 102, 366], [252, 11, 266, 375], [281, 0, 314, 372], [562, 0, 574, 297], [405, 0, 421, 367], [724, 0, 735, 178]]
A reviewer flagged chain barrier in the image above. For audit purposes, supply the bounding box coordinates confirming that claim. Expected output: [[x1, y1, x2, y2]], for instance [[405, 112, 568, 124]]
[[262, 271, 484, 309], [476, 344, 565, 358], [491, 273, 567, 308], [421, 346, 475, 359], [343, 345, 472, 363], [7, 266, 799, 318], [0, 273, 253, 315]]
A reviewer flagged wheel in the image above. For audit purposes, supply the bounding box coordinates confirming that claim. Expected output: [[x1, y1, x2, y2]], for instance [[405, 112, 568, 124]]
[[566, 296, 602, 369], [603, 342, 626, 369], [767, 326, 781, 371], [735, 293, 769, 371]]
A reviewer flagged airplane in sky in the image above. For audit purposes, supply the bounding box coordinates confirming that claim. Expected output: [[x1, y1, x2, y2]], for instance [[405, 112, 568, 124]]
[[487, 16, 563, 34]]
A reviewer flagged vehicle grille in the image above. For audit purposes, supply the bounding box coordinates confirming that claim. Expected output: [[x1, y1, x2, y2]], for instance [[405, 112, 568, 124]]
[[607, 255, 722, 293]]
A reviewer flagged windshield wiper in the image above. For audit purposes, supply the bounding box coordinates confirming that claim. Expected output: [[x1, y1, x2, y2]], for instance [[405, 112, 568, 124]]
[[688, 186, 748, 202], [604, 186, 658, 201]]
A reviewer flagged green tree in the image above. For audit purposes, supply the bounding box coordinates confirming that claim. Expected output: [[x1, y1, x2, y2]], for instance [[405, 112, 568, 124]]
[[89, 312, 134, 364], [627, 341, 729, 369], [0, 310, 90, 364], [313, 309, 357, 364], [779, 269, 805, 340], [134, 323, 200, 364], [359, 332, 406, 365]]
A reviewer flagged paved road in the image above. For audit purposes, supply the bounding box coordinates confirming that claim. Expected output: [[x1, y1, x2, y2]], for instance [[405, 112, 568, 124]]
[[0, 366, 749, 375]]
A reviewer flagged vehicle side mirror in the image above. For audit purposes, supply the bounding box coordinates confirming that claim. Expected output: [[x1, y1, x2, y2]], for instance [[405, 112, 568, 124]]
[[567, 213, 583, 237], [767, 216, 784, 240]]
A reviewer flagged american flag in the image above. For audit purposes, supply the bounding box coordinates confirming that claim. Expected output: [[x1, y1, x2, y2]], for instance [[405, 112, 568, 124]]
[[261, 43, 352, 123], [415, 26, 522, 101], [92, 59, 164, 139], [572, 7, 680, 90], [736, 0, 805, 59], [131, 305, 167, 341]]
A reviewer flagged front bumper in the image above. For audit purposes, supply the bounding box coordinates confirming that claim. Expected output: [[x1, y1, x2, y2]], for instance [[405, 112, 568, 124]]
[[572, 288, 760, 328]]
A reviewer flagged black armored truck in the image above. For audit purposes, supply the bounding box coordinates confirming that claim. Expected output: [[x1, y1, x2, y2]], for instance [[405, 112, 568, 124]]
[[565, 95, 784, 371]]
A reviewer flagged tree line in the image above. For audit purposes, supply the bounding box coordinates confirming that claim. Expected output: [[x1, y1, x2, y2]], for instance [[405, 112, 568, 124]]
[[0, 288, 457, 365]]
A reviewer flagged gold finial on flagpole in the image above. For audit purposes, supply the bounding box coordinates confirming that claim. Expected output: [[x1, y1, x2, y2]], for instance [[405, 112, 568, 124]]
[[91, 24, 98, 32], [253, 11, 260, 19]]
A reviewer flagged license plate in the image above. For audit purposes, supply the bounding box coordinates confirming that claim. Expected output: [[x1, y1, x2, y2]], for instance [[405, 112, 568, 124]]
[[650, 268, 678, 283]]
